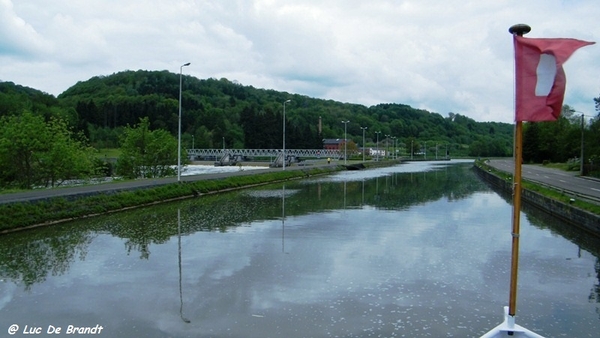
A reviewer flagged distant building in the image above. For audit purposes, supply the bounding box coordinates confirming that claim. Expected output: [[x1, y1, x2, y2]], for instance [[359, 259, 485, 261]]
[[323, 138, 346, 150], [370, 148, 386, 156]]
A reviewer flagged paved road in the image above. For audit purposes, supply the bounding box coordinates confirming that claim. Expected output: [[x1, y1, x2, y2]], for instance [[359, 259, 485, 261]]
[[0, 164, 320, 205], [5, 159, 598, 205], [487, 158, 600, 202]]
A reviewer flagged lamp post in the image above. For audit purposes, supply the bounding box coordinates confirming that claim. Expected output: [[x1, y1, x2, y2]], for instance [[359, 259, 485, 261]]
[[342, 120, 350, 165], [568, 111, 591, 175], [360, 127, 368, 162], [580, 113, 585, 176], [178, 62, 190, 182], [283, 100, 291, 170], [446, 143, 449, 160], [385, 134, 390, 159], [391, 136, 396, 160], [411, 140, 414, 160], [375, 131, 381, 161]]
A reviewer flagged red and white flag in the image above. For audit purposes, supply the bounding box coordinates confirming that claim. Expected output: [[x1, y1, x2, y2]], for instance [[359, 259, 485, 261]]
[[514, 35, 594, 122]]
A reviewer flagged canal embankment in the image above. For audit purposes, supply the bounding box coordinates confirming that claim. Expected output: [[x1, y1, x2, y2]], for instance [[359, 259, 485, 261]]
[[0, 160, 399, 234], [473, 160, 600, 237]]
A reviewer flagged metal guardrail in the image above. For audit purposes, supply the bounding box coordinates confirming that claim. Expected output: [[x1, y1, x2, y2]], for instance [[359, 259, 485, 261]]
[[525, 177, 600, 205]]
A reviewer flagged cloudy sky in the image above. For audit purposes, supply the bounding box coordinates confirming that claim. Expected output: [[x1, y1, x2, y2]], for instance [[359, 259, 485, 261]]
[[1, 0, 598, 123]]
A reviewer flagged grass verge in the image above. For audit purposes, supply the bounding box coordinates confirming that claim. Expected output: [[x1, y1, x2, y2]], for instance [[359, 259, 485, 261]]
[[475, 159, 600, 215], [0, 166, 340, 233]]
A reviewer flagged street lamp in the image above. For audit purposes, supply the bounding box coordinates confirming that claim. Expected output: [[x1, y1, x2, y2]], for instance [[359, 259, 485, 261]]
[[283, 100, 291, 170], [385, 134, 390, 159], [574, 112, 593, 176], [178, 62, 190, 182], [360, 127, 368, 162], [446, 143, 449, 160], [581, 114, 585, 176], [375, 131, 381, 161], [342, 120, 350, 165], [391, 136, 397, 160]]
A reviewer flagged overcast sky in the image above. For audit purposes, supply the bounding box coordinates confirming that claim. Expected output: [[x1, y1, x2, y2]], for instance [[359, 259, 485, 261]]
[[1, 0, 598, 123]]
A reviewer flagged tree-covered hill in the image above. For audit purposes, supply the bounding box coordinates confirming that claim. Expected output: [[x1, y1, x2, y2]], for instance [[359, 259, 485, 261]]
[[4, 71, 600, 186], [53, 70, 514, 156], [0, 81, 57, 112], [0, 81, 79, 126]]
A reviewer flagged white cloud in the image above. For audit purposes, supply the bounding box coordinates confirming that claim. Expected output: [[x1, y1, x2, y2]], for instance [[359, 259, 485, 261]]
[[0, 0, 51, 57], [1, 0, 599, 123]]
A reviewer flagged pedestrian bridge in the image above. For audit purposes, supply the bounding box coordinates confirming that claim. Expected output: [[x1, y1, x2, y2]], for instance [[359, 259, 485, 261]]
[[188, 148, 344, 160]]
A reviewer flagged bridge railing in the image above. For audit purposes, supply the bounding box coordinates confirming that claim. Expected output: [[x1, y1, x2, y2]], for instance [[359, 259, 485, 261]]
[[187, 149, 345, 159]]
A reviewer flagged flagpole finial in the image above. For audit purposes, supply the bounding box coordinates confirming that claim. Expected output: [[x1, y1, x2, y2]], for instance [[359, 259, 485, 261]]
[[509, 24, 531, 36]]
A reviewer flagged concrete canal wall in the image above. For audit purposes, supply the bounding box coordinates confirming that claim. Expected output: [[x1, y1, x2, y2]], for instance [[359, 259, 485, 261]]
[[473, 165, 600, 237]]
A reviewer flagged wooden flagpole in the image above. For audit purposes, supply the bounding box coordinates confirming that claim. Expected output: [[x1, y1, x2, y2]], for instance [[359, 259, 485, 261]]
[[508, 23, 531, 318], [508, 120, 523, 317]]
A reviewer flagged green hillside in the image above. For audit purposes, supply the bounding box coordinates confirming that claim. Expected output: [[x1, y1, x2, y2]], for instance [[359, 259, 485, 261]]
[[53, 70, 513, 156], [4, 70, 600, 188]]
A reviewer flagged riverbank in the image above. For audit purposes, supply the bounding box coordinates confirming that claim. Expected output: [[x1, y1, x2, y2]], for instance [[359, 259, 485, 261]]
[[0, 160, 399, 234], [473, 160, 600, 237]]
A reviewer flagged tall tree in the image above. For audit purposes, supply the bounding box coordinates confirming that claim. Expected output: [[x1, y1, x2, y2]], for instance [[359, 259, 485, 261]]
[[0, 112, 96, 189], [117, 117, 179, 179]]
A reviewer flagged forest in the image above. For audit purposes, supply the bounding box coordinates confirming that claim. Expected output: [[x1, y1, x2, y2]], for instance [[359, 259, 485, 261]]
[[54, 70, 515, 154], [1, 69, 600, 188]]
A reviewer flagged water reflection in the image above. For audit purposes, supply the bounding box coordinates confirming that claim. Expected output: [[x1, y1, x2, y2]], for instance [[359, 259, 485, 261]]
[[178, 209, 190, 323], [282, 185, 286, 254], [0, 161, 598, 337]]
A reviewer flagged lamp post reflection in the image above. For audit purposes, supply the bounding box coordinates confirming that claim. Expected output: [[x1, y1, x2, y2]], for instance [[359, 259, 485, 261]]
[[343, 180, 347, 211], [361, 179, 365, 207], [375, 177, 380, 202], [282, 184, 287, 254], [178, 209, 191, 323]]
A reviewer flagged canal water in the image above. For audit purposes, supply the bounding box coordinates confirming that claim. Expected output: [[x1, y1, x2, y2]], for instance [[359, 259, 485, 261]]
[[0, 161, 598, 337]]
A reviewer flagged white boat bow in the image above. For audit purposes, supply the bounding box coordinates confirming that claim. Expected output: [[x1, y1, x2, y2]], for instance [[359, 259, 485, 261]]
[[480, 306, 544, 338]]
